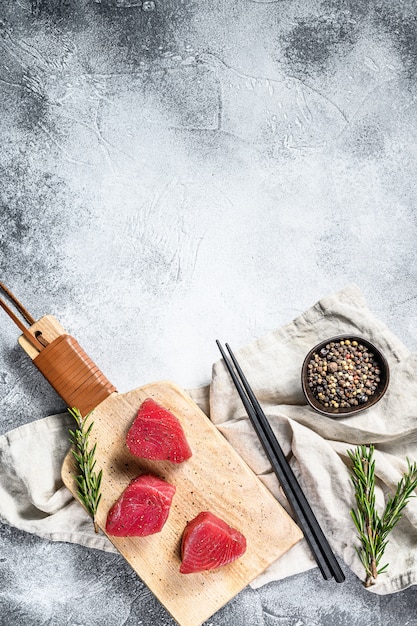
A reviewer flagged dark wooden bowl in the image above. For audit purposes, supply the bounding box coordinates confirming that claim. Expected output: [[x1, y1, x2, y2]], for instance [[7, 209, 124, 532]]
[[301, 335, 390, 417]]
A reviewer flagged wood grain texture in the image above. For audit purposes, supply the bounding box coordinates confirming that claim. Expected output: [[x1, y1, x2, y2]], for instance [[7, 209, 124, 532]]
[[18, 315, 66, 358], [18, 316, 117, 414], [62, 381, 303, 626]]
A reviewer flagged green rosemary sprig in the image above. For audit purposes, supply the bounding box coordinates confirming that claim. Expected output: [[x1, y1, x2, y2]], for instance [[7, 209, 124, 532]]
[[348, 444, 417, 587], [68, 407, 102, 533]]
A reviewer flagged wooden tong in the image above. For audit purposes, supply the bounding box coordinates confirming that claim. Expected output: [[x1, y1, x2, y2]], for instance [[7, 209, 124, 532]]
[[0, 281, 48, 351], [0, 282, 116, 414]]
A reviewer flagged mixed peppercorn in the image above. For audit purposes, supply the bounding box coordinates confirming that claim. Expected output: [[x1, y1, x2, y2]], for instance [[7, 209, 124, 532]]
[[306, 339, 382, 410]]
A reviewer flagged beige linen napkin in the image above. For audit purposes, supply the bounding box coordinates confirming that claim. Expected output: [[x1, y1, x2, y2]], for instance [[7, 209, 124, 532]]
[[1, 284, 416, 594]]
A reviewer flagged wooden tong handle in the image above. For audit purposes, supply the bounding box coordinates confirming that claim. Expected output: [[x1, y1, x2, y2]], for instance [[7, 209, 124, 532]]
[[0, 282, 46, 352], [1, 283, 117, 415]]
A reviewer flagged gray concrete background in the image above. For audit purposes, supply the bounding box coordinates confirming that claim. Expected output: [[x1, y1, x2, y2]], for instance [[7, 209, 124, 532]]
[[1, 0, 417, 624]]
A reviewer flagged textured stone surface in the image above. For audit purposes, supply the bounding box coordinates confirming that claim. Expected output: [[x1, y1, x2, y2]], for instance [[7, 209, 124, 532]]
[[1, 0, 417, 624]]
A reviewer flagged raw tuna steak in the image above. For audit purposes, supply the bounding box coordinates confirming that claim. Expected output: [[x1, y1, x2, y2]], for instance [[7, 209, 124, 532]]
[[105, 474, 176, 537], [126, 398, 192, 463], [180, 511, 247, 574]]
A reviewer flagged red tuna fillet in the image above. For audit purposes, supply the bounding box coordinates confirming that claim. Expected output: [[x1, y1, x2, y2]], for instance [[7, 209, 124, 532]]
[[180, 511, 247, 574], [126, 398, 192, 463], [106, 474, 176, 537]]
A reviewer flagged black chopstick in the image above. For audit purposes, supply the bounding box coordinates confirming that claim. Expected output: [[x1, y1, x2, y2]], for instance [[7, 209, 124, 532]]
[[216, 340, 345, 583]]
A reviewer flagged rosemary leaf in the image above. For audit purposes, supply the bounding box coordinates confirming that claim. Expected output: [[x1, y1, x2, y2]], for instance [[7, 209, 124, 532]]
[[68, 407, 102, 533], [348, 445, 417, 587]]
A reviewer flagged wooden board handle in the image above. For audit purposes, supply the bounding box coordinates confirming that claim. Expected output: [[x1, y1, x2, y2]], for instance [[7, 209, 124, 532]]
[[18, 315, 117, 415]]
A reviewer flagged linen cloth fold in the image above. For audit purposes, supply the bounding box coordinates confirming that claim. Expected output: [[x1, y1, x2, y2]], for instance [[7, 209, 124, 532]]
[[1, 284, 417, 594]]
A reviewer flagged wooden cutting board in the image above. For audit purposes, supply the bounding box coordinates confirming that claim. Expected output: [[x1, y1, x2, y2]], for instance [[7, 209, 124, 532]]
[[61, 381, 303, 626]]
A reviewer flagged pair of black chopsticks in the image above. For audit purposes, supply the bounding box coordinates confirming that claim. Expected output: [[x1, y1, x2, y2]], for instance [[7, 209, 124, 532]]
[[216, 340, 345, 583]]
